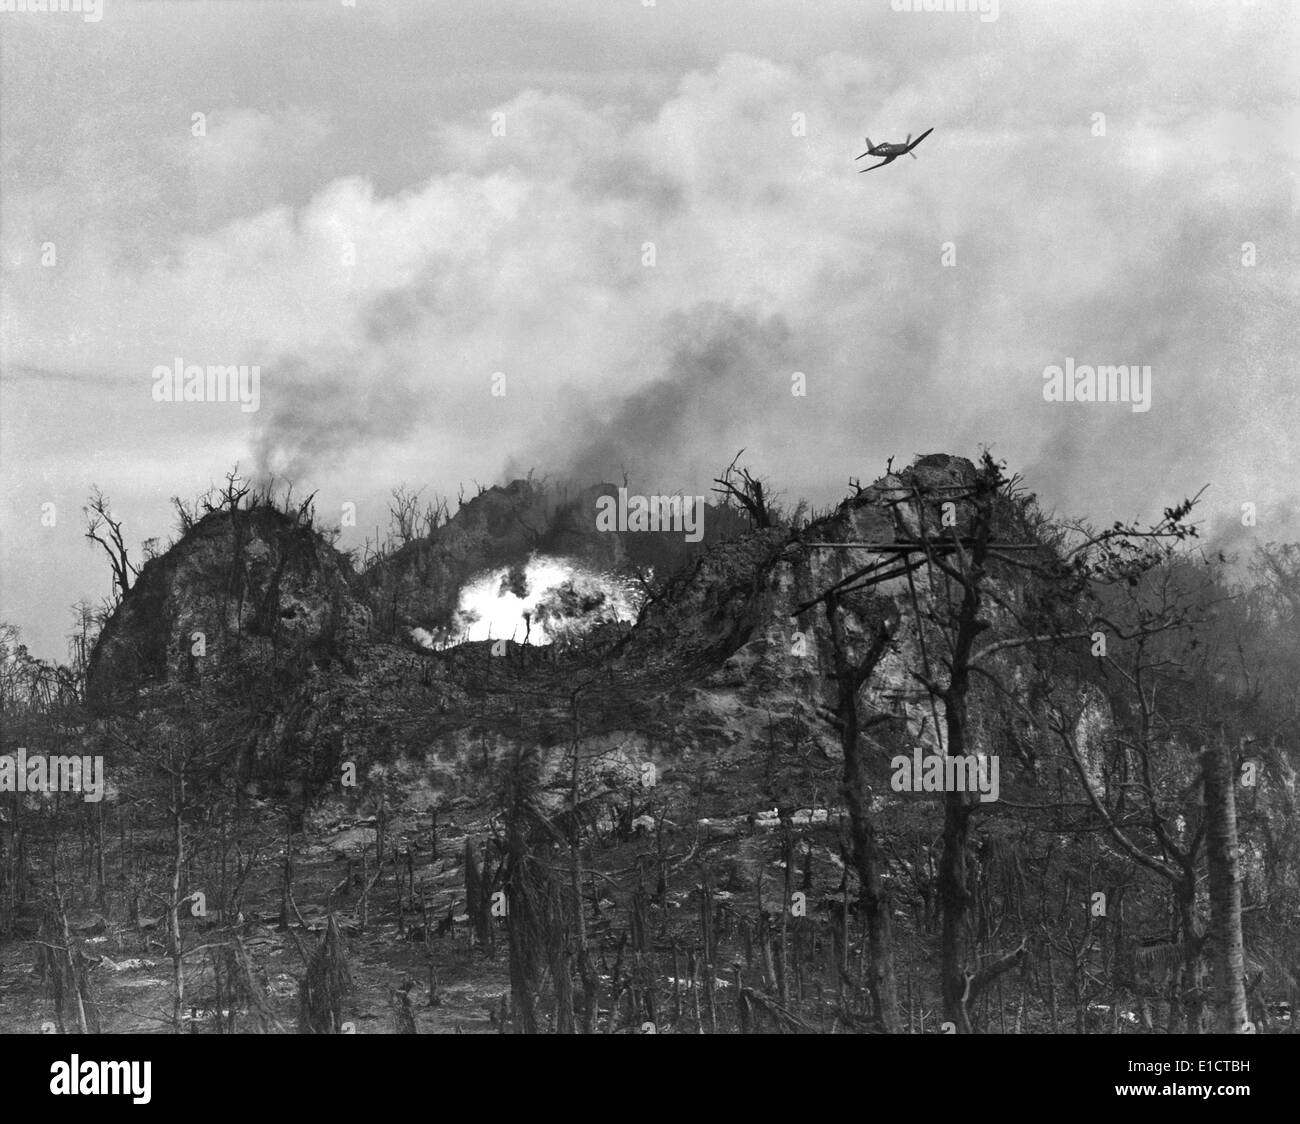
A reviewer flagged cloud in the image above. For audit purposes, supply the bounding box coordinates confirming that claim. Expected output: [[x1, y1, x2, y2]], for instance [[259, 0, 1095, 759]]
[[2, 1, 1297, 659]]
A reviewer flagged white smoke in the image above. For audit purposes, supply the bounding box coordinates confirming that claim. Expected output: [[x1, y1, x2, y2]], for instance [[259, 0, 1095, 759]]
[[411, 555, 644, 650]]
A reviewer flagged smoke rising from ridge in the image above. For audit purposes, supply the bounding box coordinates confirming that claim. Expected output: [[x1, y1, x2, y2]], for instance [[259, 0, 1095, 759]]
[[2, 3, 1297, 661]]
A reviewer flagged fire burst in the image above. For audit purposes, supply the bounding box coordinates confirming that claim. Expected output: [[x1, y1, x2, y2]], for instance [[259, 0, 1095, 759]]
[[413, 555, 645, 649]]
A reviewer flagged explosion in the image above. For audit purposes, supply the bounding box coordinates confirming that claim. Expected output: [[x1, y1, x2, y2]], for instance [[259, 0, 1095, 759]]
[[412, 555, 645, 649]]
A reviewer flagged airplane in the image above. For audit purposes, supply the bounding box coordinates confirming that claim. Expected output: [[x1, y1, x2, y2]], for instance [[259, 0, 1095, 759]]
[[856, 127, 934, 172]]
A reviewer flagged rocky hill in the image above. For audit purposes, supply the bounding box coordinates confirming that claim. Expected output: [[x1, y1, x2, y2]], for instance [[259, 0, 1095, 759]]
[[362, 477, 750, 641], [17, 452, 1288, 1038], [87, 503, 372, 707], [83, 452, 1065, 825]]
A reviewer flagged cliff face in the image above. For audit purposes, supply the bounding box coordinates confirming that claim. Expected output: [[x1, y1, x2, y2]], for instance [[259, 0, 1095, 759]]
[[592, 452, 1086, 808], [87, 505, 372, 706]]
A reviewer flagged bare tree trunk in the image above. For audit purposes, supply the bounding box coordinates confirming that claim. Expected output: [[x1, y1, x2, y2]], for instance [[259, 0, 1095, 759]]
[[823, 593, 901, 1032], [1202, 742, 1249, 1032], [939, 751, 976, 1030], [95, 801, 107, 911], [1046, 943, 1058, 1031], [779, 822, 792, 1010], [933, 522, 989, 1034], [568, 695, 598, 1033], [169, 765, 186, 1033], [1176, 889, 1205, 1034]]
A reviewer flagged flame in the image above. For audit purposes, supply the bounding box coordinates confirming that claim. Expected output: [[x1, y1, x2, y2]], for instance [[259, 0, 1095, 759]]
[[412, 555, 644, 650]]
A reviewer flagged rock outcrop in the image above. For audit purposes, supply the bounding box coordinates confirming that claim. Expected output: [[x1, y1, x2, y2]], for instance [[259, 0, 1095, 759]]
[[87, 504, 371, 705], [84, 454, 1080, 822]]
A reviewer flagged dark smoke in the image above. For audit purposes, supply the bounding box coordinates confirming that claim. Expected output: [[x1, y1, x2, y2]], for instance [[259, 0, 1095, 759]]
[[509, 302, 806, 493], [250, 353, 426, 483]]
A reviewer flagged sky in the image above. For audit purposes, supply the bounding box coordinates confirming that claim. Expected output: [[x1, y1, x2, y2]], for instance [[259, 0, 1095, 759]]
[[1, 0, 1298, 661]]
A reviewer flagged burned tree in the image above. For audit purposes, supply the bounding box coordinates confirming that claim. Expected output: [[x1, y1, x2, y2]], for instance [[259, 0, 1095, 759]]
[[1201, 739, 1250, 1032], [298, 915, 353, 1033], [890, 455, 1033, 1032], [713, 450, 777, 530], [820, 590, 903, 1032], [84, 487, 138, 607]]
